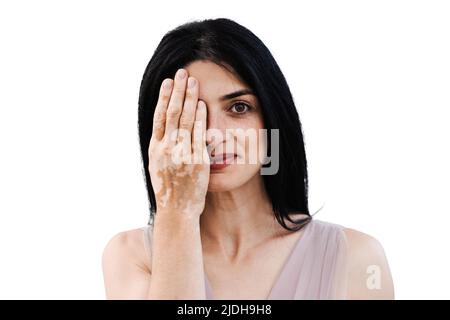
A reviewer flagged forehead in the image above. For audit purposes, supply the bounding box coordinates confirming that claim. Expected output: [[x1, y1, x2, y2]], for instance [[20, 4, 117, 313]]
[[184, 60, 249, 100]]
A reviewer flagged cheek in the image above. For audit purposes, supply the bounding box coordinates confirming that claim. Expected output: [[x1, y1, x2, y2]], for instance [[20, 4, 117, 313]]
[[234, 118, 265, 165], [220, 114, 266, 164]]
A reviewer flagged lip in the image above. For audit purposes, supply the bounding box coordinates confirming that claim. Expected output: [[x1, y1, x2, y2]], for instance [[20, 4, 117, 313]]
[[210, 153, 237, 170]]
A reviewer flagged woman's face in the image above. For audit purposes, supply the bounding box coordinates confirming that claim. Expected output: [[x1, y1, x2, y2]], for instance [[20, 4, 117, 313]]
[[184, 60, 267, 192]]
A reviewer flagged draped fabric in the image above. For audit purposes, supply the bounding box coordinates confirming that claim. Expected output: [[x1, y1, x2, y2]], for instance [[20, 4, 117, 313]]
[[142, 219, 349, 300]]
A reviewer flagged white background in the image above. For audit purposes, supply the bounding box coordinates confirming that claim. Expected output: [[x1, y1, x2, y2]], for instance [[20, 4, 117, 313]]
[[0, 0, 449, 299]]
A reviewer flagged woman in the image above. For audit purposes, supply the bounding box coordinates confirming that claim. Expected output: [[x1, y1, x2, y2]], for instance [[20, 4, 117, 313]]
[[102, 18, 394, 299]]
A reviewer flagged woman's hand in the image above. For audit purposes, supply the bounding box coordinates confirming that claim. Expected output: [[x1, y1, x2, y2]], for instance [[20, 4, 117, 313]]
[[148, 68, 210, 219]]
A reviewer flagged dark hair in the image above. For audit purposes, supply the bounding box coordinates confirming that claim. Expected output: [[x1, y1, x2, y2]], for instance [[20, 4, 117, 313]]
[[138, 18, 311, 231]]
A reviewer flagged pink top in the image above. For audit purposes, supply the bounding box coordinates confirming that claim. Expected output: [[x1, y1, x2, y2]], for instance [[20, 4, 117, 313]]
[[142, 219, 349, 300]]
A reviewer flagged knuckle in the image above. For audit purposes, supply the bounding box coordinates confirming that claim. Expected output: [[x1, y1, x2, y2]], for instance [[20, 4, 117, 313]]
[[160, 93, 171, 103], [167, 107, 181, 118], [148, 146, 158, 160], [161, 145, 172, 155], [153, 122, 164, 133], [154, 112, 165, 122], [185, 90, 195, 99], [179, 118, 191, 130], [173, 86, 186, 94]]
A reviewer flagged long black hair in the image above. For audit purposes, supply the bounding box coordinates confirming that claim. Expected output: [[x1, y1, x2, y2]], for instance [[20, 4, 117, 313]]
[[138, 18, 311, 231]]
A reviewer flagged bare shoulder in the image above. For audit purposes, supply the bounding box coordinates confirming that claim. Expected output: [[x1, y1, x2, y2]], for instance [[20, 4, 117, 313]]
[[343, 228, 395, 300], [102, 228, 151, 299], [102, 228, 150, 268]]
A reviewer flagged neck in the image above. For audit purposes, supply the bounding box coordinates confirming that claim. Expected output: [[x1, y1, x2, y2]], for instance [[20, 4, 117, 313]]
[[199, 174, 283, 260]]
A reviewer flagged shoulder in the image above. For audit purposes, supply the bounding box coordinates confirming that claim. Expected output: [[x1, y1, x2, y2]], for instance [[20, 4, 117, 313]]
[[102, 227, 152, 299], [102, 227, 150, 272], [342, 227, 395, 299]]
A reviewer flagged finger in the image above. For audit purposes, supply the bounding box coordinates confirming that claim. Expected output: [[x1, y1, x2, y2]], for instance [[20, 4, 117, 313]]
[[152, 78, 173, 141], [164, 68, 188, 146], [176, 76, 198, 147], [193, 100, 208, 164]]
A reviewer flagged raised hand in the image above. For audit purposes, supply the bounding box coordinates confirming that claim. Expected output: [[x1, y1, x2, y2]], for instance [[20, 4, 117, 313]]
[[148, 68, 210, 218]]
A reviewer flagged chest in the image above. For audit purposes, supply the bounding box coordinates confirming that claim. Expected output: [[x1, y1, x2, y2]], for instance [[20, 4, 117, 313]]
[[203, 232, 303, 300]]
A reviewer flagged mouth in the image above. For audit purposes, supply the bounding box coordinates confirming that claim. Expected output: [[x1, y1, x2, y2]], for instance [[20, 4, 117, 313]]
[[209, 153, 237, 170]]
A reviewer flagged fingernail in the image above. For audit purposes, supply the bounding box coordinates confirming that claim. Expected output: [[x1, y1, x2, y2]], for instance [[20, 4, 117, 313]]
[[176, 68, 187, 79], [163, 79, 173, 89], [187, 77, 196, 88]]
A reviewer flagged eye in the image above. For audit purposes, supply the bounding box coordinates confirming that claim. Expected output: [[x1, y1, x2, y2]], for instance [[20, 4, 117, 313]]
[[229, 102, 252, 115]]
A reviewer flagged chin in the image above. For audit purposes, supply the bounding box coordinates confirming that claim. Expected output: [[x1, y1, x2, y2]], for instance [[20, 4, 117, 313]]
[[207, 167, 259, 192], [207, 177, 239, 192]]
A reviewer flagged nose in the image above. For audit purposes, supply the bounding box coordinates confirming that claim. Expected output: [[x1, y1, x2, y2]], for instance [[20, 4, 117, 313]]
[[205, 109, 228, 152]]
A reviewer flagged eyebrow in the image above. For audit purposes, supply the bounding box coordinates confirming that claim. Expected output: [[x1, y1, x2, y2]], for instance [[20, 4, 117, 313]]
[[219, 89, 254, 101]]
